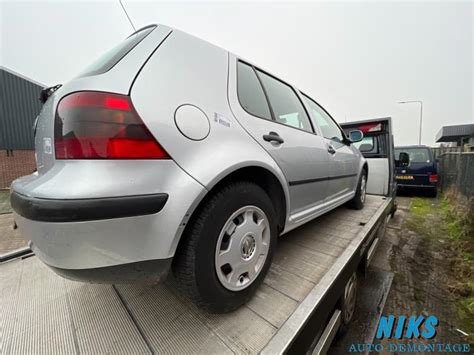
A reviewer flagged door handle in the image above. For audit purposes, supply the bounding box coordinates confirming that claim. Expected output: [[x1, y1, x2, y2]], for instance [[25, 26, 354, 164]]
[[327, 144, 336, 155], [263, 131, 284, 144]]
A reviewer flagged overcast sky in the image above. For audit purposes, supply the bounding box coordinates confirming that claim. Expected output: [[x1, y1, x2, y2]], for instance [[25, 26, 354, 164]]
[[1, 0, 472, 146]]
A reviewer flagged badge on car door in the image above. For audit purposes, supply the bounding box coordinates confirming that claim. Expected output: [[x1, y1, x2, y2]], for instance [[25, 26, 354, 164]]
[[214, 113, 231, 127]]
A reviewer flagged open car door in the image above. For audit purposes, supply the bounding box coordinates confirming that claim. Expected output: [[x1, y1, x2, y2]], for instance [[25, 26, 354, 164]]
[[341, 117, 397, 200]]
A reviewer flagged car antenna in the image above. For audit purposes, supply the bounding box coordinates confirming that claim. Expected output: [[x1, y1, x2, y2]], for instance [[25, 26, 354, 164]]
[[119, 0, 136, 32]]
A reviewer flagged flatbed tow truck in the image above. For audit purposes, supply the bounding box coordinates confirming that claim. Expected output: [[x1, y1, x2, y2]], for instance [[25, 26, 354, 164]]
[[0, 118, 396, 354]]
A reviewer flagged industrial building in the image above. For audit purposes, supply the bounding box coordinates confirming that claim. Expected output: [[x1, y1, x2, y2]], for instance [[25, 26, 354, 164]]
[[0, 66, 44, 188], [436, 123, 474, 151]]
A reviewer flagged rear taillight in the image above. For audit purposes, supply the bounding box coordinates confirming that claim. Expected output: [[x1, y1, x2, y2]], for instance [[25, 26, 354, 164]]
[[54, 91, 170, 159], [429, 174, 438, 183]]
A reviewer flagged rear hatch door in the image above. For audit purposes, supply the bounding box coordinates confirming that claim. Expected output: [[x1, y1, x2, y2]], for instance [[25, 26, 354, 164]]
[[34, 25, 172, 175]]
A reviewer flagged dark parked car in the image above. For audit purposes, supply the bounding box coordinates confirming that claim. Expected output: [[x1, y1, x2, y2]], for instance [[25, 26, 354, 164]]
[[394, 145, 438, 197]]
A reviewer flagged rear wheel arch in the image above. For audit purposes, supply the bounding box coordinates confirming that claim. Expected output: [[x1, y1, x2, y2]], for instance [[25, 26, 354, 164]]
[[176, 165, 288, 253], [201, 166, 287, 234]]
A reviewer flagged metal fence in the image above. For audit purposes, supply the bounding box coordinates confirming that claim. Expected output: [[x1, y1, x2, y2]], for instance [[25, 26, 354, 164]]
[[438, 152, 474, 197], [431, 146, 461, 159]]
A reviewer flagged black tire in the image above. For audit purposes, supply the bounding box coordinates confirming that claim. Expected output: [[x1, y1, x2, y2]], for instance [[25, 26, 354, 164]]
[[172, 181, 277, 313], [349, 169, 367, 210]]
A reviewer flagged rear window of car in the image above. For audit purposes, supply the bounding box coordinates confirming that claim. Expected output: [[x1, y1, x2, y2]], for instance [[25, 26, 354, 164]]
[[78, 25, 156, 77], [395, 148, 431, 163], [237, 61, 272, 120]]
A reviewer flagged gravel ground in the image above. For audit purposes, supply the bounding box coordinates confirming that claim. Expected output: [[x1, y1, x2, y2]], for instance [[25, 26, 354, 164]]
[[371, 196, 471, 351], [332, 196, 471, 352]]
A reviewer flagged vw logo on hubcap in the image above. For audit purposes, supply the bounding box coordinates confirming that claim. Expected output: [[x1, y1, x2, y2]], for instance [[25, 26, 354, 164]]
[[241, 234, 256, 260]]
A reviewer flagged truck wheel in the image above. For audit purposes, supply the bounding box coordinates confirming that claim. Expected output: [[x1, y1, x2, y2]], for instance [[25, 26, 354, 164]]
[[172, 181, 277, 313], [349, 170, 367, 210], [338, 272, 358, 335]]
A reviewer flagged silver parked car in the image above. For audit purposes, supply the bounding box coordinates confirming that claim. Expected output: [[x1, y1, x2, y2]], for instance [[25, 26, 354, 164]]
[[11, 24, 367, 313]]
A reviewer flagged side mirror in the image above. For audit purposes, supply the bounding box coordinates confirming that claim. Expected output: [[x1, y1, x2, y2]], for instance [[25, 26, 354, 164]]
[[395, 152, 409, 167], [348, 130, 364, 143]]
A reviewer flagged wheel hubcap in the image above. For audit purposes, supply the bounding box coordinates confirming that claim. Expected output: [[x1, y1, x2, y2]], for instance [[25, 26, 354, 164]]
[[215, 206, 270, 291]]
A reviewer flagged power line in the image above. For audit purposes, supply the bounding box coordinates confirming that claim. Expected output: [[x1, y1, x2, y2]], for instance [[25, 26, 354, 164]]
[[119, 0, 136, 32]]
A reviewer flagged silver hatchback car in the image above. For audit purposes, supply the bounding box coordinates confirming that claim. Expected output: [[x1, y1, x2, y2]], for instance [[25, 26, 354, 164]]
[[11, 24, 367, 313]]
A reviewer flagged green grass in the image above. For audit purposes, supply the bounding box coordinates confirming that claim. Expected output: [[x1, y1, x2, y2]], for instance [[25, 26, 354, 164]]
[[405, 198, 436, 238], [410, 197, 432, 217], [440, 198, 464, 241], [440, 195, 473, 345], [408, 197, 471, 245], [406, 195, 473, 344], [458, 288, 474, 345]]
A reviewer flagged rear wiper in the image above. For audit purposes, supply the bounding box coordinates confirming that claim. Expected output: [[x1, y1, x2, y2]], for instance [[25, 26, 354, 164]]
[[39, 84, 62, 104]]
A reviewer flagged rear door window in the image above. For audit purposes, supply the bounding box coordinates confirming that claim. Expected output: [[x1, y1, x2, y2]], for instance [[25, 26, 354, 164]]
[[302, 95, 343, 142], [79, 25, 156, 77], [237, 62, 272, 120], [256, 70, 313, 132]]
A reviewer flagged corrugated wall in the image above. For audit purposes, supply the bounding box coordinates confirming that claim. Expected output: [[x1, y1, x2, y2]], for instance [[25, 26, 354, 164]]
[[438, 152, 474, 197], [0, 68, 44, 150]]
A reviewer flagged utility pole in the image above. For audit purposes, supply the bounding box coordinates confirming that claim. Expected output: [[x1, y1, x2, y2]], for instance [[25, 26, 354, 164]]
[[398, 100, 423, 145]]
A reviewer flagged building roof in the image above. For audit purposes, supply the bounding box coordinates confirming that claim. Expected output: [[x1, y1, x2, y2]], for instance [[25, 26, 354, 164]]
[[436, 123, 474, 143], [0, 66, 45, 88]]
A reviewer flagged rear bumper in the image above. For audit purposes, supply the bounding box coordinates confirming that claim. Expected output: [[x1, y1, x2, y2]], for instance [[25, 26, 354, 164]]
[[37, 242, 173, 284], [11, 191, 168, 222], [11, 160, 207, 272], [397, 184, 436, 189]]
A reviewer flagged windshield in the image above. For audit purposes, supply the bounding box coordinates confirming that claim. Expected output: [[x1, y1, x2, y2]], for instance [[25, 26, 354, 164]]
[[78, 25, 156, 77], [394, 148, 431, 163]]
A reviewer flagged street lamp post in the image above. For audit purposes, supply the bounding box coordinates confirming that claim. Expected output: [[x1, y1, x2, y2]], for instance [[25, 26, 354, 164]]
[[398, 100, 423, 145]]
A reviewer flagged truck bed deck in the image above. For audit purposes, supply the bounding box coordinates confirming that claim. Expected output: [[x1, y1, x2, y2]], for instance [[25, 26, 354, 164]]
[[0, 195, 390, 354]]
